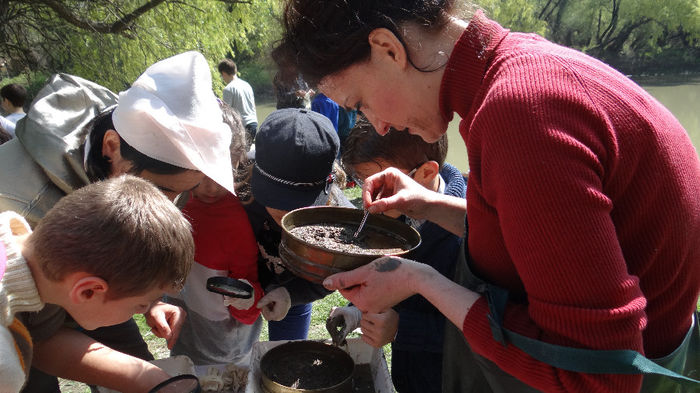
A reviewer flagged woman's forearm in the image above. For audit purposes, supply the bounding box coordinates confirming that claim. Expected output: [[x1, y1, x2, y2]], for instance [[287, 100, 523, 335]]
[[424, 193, 467, 237], [410, 263, 480, 329]]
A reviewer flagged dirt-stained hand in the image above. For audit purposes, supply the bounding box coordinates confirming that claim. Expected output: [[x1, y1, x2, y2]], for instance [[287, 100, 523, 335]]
[[323, 256, 423, 313], [256, 287, 291, 321], [326, 305, 362, 346]]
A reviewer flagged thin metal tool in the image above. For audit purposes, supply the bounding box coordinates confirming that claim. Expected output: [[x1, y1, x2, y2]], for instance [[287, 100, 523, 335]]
[[353, 187, 382, 239], [353, 209, 370, 239]]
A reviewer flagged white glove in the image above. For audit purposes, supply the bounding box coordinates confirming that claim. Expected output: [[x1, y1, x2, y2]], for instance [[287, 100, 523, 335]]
[[222, 279, 256, 310], [326, 306, 362, 346], [256, 287, 291, 321]]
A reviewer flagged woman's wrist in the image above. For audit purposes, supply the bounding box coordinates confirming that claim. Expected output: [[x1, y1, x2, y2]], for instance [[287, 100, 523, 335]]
[[407, 261, 437, 298]]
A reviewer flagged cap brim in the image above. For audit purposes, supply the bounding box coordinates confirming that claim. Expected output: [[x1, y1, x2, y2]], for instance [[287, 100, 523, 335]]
[[251, 166, 330, 211]]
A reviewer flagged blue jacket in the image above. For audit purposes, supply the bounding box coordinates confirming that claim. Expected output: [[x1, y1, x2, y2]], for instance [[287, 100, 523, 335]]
[[393, 163, 466, 353], [311, 93, 339, 131]]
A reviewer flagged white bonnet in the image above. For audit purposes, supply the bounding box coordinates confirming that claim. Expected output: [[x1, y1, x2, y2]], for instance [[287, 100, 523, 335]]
[[113, 51, 234, 194]]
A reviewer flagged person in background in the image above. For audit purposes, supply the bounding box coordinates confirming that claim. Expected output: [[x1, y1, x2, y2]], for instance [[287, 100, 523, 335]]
[[273, 1, 700, 392], [0, 175, 194, 393], [273, 71, 313, 110], [240, 108, 353, 341], [328, 117, 465, 393], [336, 106, 358, 151], [219, 58, 259, 141], [311, 92, 339, 131], [0, 83, 27, 137], [0, 51, 235, 393], [166, 103, 263, 367], [312, 92, 358, 157]]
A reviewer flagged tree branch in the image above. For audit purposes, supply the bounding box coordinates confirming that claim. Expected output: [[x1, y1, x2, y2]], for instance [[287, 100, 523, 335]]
[[34, 0, 167, 34]]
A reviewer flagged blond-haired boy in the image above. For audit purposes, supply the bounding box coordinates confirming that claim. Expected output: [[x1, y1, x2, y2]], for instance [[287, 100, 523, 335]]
[[0, 175, 194, 392]]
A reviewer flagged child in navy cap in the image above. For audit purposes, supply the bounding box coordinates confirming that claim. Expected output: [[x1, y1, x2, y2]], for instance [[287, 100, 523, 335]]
[[241, 108, 353, 341]]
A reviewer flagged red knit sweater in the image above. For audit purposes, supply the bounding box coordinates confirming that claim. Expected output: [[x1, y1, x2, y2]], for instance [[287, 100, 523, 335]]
[[441, 11, 700, 393]]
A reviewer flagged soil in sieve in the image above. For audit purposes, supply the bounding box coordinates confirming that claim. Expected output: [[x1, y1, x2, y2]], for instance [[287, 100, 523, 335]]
[[290, 223, 408, 255], [264, 351, 352, 389]]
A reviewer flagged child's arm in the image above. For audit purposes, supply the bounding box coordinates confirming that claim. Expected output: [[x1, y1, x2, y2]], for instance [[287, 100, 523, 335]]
[[226, 208, 264, 324], [32, 327, 171, 393], [144, 301, 186, 350]]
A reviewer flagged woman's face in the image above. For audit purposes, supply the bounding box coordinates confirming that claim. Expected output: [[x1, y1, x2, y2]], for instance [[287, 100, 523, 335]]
[[319, 40, 449, 143]]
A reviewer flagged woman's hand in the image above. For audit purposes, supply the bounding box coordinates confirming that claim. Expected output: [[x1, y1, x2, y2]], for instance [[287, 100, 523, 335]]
[[363, 168, 433, 219], [323, 256, 425, 313], [324, 256, 480, 330], [364, 168, 467, 236]]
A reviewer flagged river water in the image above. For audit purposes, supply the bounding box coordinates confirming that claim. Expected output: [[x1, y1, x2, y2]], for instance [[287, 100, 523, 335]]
[[257, 74, 700, 173]]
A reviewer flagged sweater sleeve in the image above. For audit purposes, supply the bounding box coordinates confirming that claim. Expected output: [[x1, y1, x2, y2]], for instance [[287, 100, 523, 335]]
[[225, 206, 264, 325], [461, 58, 646, 392]]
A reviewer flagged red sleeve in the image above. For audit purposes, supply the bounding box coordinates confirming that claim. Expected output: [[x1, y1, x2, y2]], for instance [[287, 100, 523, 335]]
[[224, 198, 263, 325]]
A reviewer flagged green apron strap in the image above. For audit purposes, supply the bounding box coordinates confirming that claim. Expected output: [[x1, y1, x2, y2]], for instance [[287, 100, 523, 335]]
[[485, 284, 700, 388]]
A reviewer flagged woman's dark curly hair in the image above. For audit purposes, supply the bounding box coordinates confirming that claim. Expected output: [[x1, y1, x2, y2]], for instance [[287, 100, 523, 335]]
[[271, 0, 460, 86]]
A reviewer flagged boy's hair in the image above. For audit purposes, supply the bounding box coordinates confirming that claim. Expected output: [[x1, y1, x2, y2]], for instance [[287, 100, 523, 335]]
[[341, 116, 448, 177], [28, 175, 194, 299], [1, 83, 27, 108], [217, 59, 237, 76]]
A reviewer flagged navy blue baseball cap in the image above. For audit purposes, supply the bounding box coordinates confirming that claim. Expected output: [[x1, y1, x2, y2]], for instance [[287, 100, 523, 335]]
[[252, 108, 340, 211]]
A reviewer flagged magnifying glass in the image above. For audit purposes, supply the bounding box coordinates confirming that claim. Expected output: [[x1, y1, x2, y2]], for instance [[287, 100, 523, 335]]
[[147, 374, 200, 393], [206, 277, 253, 299]]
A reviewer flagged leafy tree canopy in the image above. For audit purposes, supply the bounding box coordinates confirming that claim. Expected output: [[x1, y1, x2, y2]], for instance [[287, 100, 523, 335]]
[[1, 0, 281, 93]]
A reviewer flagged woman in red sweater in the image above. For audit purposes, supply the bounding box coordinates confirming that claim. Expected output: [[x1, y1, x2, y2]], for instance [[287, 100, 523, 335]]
[[272, 1, 700, 392]]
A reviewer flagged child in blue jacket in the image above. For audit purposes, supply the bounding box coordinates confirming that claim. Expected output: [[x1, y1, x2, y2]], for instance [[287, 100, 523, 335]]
[[328, 117, 466, 393]]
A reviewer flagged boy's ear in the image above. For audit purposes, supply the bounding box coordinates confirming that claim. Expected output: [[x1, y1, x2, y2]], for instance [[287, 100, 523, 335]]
[[368, 28, 408, 68], [101, 129, 121, 160], [415, 160, 440, 182], [68, 275, 109, 304]]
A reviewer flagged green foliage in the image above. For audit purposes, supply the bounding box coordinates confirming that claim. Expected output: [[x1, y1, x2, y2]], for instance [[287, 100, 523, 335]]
[[1, 0, 283, 93], [2, 0, 699, 100], [529, 0, 700, 68], [480, 0, 549, 35], [61, 0, 281, 93]]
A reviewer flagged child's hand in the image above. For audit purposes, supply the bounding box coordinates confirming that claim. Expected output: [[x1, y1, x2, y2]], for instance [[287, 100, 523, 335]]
[[144, 301, 187, 350], [326, 306, 362, 346], [223, 279, 256, 310], [360, 308, 399, 348], [256, 287, 291, 321]]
